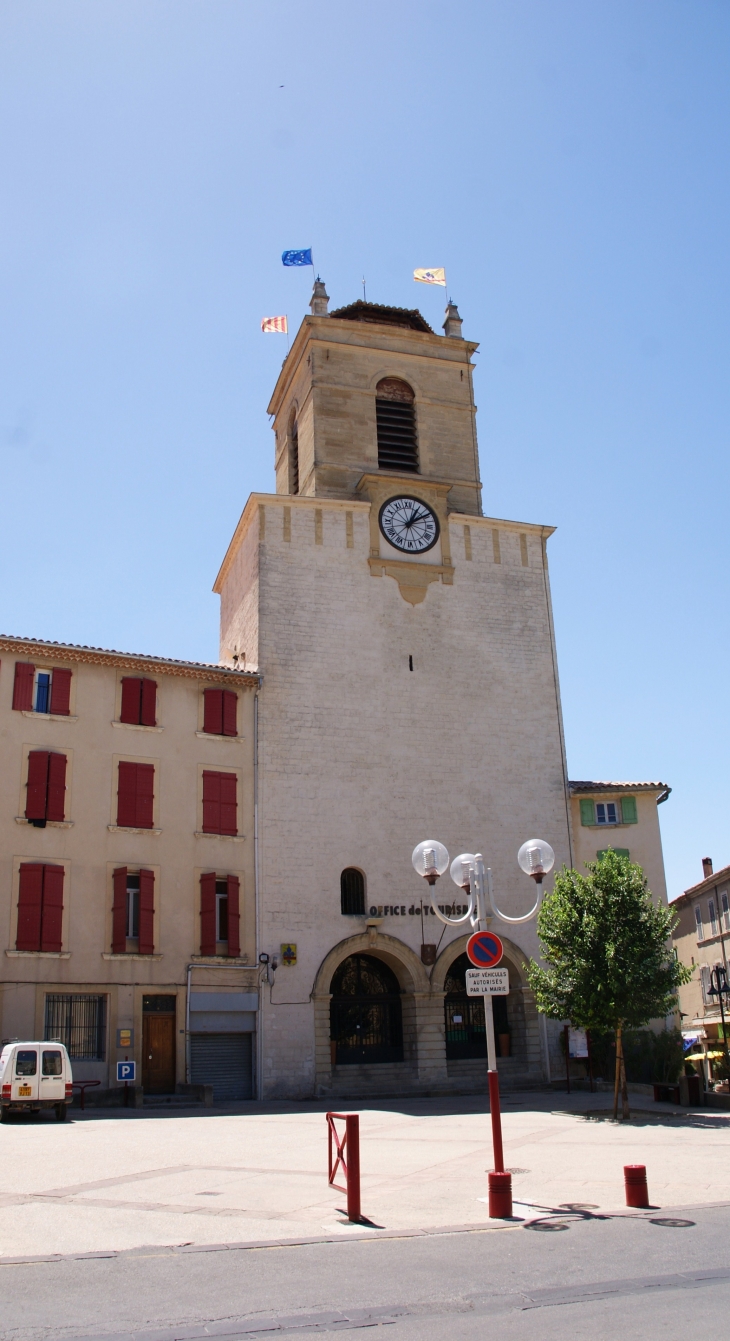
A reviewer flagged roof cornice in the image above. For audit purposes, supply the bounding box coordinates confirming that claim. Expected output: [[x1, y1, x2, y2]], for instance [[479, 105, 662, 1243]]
[[0, 636, 258, 687]]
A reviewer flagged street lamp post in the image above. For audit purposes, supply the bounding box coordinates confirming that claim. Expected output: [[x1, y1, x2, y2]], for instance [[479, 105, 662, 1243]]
[[412, 838, 555, 1219]]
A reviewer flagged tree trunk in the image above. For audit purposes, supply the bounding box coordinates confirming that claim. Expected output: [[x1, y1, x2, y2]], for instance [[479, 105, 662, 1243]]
[[620, 1036, 630, 1120], [613, 1025, 622, 1120]]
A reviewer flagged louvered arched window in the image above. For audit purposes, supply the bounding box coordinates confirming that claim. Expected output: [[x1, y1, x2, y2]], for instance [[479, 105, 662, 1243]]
[[288, 412, 299, 495], [376, 378, 418, 473]]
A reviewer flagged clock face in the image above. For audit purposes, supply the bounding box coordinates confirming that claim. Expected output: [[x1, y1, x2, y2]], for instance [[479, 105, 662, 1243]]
[[379, 496, 440, 554]]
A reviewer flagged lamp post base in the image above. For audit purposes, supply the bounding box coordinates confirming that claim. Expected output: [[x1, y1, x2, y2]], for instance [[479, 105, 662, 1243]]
[[488, 1170, 513, 1218]]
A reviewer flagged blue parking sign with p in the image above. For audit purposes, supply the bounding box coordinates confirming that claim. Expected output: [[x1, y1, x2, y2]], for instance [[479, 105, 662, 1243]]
[[117, 1061, 136, 1082]]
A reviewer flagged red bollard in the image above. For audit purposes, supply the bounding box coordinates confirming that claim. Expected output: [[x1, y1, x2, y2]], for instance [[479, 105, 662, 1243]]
[[489, 1170, 513, 1218], [624, 1163, 649, 1208], [327, 1112, 361, 1222]]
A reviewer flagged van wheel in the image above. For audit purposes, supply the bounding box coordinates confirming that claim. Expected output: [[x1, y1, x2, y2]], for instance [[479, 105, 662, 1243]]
[[55, 1103, 67, 1123]]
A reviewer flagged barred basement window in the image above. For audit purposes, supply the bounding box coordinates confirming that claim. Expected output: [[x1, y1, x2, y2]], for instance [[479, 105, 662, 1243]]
[[44, 994, 107, 1060], [376, 378, 418, 473], [341, 868, 366, 916]]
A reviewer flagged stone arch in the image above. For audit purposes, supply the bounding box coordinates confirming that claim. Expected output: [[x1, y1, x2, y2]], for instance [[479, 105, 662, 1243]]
[[366, 367, 424, 399], [313, 931, 430, 1096]]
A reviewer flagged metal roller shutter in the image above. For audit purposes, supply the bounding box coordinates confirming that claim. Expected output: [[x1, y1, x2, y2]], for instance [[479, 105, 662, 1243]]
[[190, 1033, 253, 1100]]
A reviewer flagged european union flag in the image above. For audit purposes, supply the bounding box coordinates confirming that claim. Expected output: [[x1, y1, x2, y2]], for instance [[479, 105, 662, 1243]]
[[282, 248, 313, 267]]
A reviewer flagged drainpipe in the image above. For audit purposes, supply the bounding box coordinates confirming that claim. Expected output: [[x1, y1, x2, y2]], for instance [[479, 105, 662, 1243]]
[[185, 963, 192, 1084]]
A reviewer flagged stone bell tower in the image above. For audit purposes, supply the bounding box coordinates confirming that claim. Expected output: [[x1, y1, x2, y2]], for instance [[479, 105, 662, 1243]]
[[214, 280, 571, 1100]]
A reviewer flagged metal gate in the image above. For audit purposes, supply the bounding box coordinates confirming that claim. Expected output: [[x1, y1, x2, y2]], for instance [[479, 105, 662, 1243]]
[[190, 1033, 253, 1100]]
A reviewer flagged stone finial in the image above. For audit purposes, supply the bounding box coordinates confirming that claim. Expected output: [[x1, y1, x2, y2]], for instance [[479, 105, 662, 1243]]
[[443, 300, 463, 338], [310, 276, 330, 316]]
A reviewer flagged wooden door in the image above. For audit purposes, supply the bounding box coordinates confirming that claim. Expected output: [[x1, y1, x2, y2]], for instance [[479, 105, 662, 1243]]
[[142, 1015, 175, 1093]]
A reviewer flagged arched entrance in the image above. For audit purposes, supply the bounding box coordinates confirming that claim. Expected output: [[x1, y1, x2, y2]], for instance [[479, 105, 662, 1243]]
[[444, 952, 510, 1060], [330, 954, 404, 1065]]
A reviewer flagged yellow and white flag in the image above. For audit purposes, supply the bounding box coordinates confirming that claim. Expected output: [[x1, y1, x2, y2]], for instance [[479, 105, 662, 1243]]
[[261, 315, 288, 334], [413, 268, 446, 287]]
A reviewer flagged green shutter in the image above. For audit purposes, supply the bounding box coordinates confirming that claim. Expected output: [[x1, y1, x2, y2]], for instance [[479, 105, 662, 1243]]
[[579, 799, 594, 826], [621, 796, 638, 824], [597, 848, 630, 861]]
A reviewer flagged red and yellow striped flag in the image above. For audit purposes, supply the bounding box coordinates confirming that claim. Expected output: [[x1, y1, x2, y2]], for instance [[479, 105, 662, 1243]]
[[261, 315, 288, 334]]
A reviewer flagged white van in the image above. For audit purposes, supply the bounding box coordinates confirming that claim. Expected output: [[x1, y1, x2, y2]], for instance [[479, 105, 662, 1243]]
[[0, 1041, 73, 1121]]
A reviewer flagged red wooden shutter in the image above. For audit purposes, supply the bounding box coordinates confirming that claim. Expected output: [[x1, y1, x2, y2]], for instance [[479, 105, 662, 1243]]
[[40, 864, 64, 952], [117, 761, 137, 827], [219, 773, 238, 835], [135, 763, 155, 828], [16, 863, 43, 950], [12, 663, 35, 712], [112, 867, 128, 953], [202, 771, 221, 833], [45, 753, 67, 823], [222, 691, 237, 737], [226, 875, 240, 957], [138, 869, 155, 955], [140, 679, 157, 727], [203, 689, 223, 734], [120, 678, 142, 724], [25, 751, 50, 821], [49, 668, 72, 716], [200, 872, 217, 955]]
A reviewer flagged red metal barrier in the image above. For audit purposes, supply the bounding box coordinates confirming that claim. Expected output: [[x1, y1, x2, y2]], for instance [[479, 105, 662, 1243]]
[[624, 1164, 649, 1208], [327, 1112, 361, 1222]]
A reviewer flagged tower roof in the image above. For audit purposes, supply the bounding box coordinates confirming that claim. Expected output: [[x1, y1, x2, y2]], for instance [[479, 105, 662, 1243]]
[[329, 300, 434, 334]]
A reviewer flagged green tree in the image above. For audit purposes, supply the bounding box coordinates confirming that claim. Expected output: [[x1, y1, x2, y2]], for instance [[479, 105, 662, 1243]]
[[526, 850, 691, 1119]]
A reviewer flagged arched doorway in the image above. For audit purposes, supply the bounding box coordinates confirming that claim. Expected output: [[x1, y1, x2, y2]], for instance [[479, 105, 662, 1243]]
[[444, 953, 510, 1060], [330, 954, 404, 1065]]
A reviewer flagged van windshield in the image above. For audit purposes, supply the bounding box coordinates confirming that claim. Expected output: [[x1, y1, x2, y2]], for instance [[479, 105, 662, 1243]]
[[16, 1051, 37, 1076], [42, 1051, 63, 1076]]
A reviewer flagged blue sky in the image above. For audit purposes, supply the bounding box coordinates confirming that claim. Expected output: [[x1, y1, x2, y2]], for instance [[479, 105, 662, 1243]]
[[1, 1, 728, 899]]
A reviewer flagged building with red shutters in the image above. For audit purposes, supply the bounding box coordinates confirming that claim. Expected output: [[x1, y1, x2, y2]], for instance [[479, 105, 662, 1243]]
[[0, 636, 259, 1099]]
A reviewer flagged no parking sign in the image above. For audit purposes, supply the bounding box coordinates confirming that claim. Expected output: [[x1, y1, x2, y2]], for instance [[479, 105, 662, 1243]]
[[466, 930, 503, 969]]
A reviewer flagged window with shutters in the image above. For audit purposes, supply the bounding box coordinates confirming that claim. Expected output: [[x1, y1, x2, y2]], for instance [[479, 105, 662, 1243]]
[[119, 678, 157, 726], [695, 905, 704, 942], [116, 761, 155, 829], [12, 663, 72, 716], [199, 872, 241, 956], [721, 891, 730, 931], [376, 378, 418, 473], [709, 899, 719, 936], [700, 965, 712, 1004], [24, 751, 67, 826], [201, 771, 238, 835], [16, 863, 65, 952], [341, 868, 366, 916], [111, 866, 155, 953], [202, 688, 238, 737]]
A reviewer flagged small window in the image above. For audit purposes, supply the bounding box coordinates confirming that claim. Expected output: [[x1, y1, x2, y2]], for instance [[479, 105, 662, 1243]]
[[700, 965, 711, 1004], [216, 878, 229, 943], [35, 672, 51, 714], [341, 868, 366, 916], [709, 899, 718, 935], [117, 761, 155, 829], [126, 874, 140, 939], [595, 801, 618, 826], [695, 905, 704, 941], [721, 891, 730, 931], [203, 689, 237, 736], [42, 1050, 63, 1076], [16, 1050, 37, 1077], [376, 378, 418, 473]]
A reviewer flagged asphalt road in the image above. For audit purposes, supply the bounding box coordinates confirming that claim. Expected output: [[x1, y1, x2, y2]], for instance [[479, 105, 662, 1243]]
[[2, 1202, 728, 1341]]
